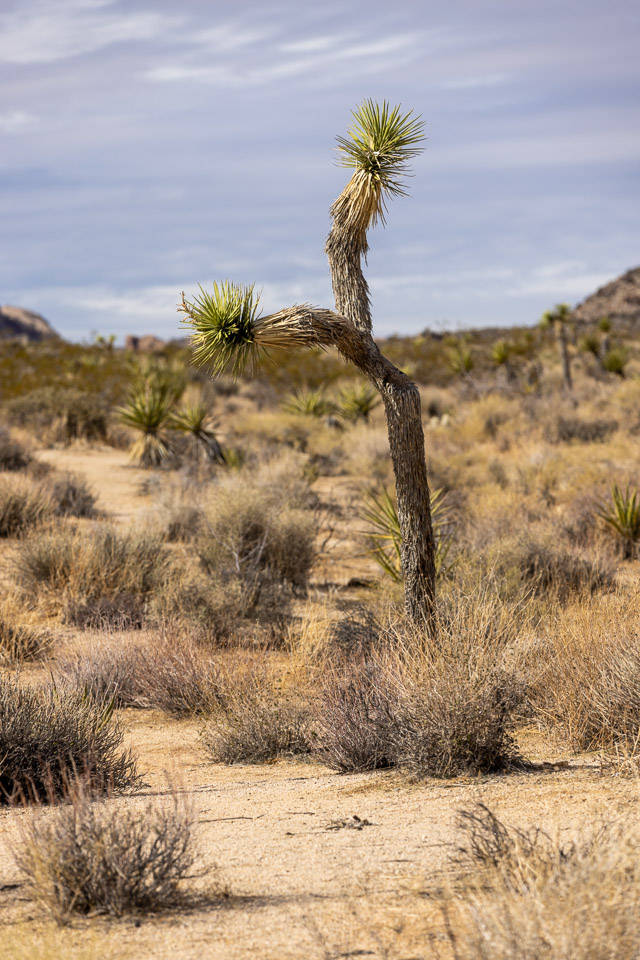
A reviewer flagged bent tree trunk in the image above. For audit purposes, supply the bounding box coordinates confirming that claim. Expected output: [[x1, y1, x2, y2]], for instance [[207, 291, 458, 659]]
[[260, 305, 436, 624]]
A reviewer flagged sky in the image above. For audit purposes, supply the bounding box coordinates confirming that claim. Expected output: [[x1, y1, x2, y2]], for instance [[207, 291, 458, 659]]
[[1, 0, 639, 342]]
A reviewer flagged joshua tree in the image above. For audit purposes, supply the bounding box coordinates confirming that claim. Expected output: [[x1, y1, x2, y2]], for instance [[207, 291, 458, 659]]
[[540, 303, 573, 392], [179, 101, 436, 624]]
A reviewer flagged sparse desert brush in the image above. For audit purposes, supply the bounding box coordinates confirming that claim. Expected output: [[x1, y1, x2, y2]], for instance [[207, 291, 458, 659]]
[[202, 661, 312, 763], [0, 426, 32, 470], [13, 523, 171, 623], [56, 635, 148, 707], [444, 807, 639, 960], [16, 786, 200, 922], [196, 465, 319, 599], [0, 474, 54, 537], [48, 472, 97, 518], [552, 415, 618, 444], [314, 589, 526, 777], [0, 593, 52, 663], [4, 387, 109, 443], [0, 678, 138, 803], [529, 593, 640, 755]]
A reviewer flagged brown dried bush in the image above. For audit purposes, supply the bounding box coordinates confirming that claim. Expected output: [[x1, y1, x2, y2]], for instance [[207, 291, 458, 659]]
[[0, 679, 138, 803], [0, 475, 54, 537], [202, 663, 312, 763], [16, 787, 199, 922], [0, 427, 32, 471]]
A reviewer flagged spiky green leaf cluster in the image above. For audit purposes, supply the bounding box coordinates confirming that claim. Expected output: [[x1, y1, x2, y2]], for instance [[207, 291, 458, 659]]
[[180, 281, 262, 378], [602, 346, 628, 376], [598, 484, 640, 554], [169, 398, 226, 464], [360, 486, 454, 581], [337, 383, 381, 422], [541, 303, 572, 328], [118, 381, 179, 466], [283, 388, 334, 418], [335, 99, 425, 201], [490, 340, 511, 366]]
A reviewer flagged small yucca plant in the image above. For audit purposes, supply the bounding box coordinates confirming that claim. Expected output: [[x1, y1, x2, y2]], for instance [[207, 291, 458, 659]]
[[118, 383, 176, 467], [580, 333, 601, 356], [169, 399, 226, 464], [602, 347, 628, 377], [447, 343, 474, 378], [337, 383, 381, 422], [490, 340, 511, 367], [598, 315, 612, 333], [598, 484, 640, 557], [282, 388, 334, 418], [361, 486, 454, 581]]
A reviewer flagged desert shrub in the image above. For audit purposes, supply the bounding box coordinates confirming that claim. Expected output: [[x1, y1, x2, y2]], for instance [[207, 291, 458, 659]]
[[0, 475, 53, 537], [283, 387, 334, 418], [5, 388, 108, 443], [552, 416, 618, 444], [202, 664, 312, 763], [48, 472, 97, 518], [0, 427, 32, 470], [136, 630, 222, 716], [314, 592, 525, 778], [197, 470, 319, 599], [313, 661, 396, 772], [0, 679, 138, 803], [151, 569, 245, 640], [491, 535, 613, 604], [58, 631, 220, 717], [0, 594, 52, 663], [13, 524, 171, 619], [530, 596, 640, 753], [17, 788, 199, 922], [164, 503, 206, 542], [445, 809, 639, 960]]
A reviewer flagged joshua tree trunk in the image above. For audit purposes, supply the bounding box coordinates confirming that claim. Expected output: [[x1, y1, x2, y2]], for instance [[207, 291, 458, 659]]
[[556, 322, 573, 392], [323, 182, 436, 625]]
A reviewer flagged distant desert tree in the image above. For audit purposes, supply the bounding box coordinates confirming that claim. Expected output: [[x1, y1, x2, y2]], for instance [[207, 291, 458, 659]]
[[540, 303, 573, 392], [179, 101, 436, 624]]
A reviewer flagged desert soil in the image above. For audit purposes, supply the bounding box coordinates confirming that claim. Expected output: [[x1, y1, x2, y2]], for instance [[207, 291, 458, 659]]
[[1, 446, 637, 959]]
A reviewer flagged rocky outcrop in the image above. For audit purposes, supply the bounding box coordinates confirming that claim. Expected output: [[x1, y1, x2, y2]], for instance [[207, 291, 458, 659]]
[[573, 266, 640, 329], [0, 305, 60, 341], [124, 334, 167, 353]]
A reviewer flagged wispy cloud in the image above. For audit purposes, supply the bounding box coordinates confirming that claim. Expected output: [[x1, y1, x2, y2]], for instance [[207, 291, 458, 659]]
[[0, 0, 181, 65], [0, 110, 37, 132], [144, 29, 421, 87]]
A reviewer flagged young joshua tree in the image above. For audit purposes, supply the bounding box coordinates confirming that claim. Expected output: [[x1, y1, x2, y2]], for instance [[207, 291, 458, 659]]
[[179, 101, 436, 624], [540, 302, 573, 392]]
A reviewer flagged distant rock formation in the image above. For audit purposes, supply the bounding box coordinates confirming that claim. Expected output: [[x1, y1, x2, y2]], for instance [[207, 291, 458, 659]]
[[573, 266, 640, 329], [0, 305, 60, 342], [124, 334, 167, 353]]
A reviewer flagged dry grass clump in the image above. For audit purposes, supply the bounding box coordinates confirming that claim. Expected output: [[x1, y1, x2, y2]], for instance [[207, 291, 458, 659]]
[[5, 387, 109, 443], [0, 679, 138, 803], [0, 594, 52, 663], [0, 426, 32, 470], [444, 807, 639, 960], [529, 593, 640, 755], [202, 662, 312, 763], [314, 591, 526, 777], [48, 472, 97, 518], [16, 787, 199, 922], [0, 474, 54, 537], [552, 415, 618, 444], [57, 630, 222, 717], [13, 523, 171, 623]]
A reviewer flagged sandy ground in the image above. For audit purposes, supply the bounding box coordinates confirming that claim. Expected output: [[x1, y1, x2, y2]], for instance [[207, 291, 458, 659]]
[[1, 711, 638, 960], [1, 446, 638, 958]]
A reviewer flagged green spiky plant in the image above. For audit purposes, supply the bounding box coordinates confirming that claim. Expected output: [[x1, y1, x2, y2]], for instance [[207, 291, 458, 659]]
[[118, 382, 177, 467], [447, 342, 474, 381], [360, 486, 454, 581], [282, 388, 334, 418], [169, 398, 226, 464], [180, 100, 438, 625], [602, 346, 628, 377], [579, 333, 601, 357], [540, 303, 573, 392], [491, 340, 510, 367], [337, 383, 381, 422], [597, 484, 640, 558]]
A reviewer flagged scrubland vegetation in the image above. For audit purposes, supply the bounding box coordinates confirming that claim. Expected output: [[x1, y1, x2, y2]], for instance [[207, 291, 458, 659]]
[[0, 316, 639, 955]]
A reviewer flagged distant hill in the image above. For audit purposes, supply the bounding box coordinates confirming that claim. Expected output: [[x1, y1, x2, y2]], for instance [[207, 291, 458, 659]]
[[0, 305, 60, 342], [573, 266, 640, 330]]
